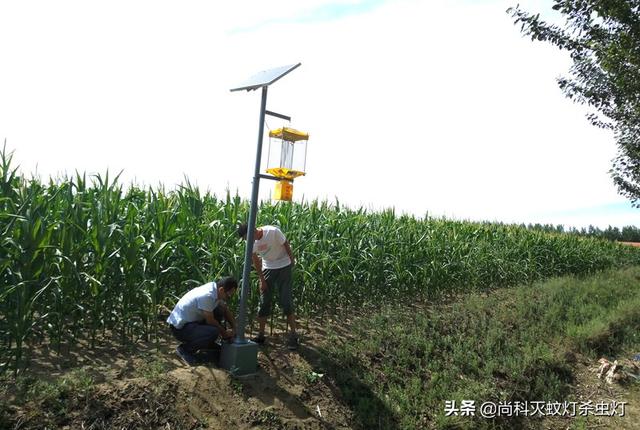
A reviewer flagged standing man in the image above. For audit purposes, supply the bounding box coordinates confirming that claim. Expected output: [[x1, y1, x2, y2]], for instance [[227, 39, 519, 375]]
[[167, 276, 238, 365], [238, 223, 299, 350]]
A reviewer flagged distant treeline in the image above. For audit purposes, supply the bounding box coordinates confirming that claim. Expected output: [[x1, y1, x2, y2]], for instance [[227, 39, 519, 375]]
[[521, 223, 640, 243]]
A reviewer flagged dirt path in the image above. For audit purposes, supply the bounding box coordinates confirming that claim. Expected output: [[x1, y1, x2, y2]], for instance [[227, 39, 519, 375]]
[[620, 242, 640, 247]]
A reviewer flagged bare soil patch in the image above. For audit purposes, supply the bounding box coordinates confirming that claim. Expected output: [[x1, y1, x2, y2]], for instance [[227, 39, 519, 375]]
[[1, 322, 355, 430], [540, 352, 640, 430], [620, 242, 640, 247]]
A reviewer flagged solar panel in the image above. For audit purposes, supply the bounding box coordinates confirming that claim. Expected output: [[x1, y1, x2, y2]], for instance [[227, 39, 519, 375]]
[[230, 63, 301, 92]]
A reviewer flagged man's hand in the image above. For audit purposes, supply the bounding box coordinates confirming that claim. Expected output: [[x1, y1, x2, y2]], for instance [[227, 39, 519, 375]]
[[222, 329, 234, 340], [284, 241, 295, 267], [259, 278, 268, 294]]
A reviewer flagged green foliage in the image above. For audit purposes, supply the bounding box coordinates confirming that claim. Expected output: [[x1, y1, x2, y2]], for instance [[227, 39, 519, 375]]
[[320, 267, 640, 429], [3, 368, 94, 422], [521, 222, 640, 242], [508, 1, 640, 206], [1, 146, 640, 373]]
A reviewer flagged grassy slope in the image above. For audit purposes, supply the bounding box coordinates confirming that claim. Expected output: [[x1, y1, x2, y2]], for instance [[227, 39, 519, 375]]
[[317, 266, 640, 429]]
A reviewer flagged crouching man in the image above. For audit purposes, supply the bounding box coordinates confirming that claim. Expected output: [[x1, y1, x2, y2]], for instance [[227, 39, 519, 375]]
[[167, 276, 238, 365]]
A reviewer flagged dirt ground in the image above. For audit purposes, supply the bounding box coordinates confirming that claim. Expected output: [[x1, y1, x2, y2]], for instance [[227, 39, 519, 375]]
[[3, 320, 357, 430], [541, 352, 640, 430], [620, 242, 640, 248]]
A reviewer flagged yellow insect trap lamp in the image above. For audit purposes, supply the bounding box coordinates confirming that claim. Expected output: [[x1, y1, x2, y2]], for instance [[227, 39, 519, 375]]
[[265, 127, 309, 201]]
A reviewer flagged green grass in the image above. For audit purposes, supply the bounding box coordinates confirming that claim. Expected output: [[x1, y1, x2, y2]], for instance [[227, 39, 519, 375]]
[[134, 352, 169, 381], [0, 368, 95, 427], [318, 266, 640, 429]]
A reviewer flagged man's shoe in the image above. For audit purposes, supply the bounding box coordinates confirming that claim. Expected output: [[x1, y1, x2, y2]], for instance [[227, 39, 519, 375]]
[[176, 345, 197, 366], [287, 333, 299, 350], [251, 333, 266, 345]]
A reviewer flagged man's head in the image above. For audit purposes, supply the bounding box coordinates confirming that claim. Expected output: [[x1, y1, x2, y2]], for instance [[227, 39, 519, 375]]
[[237, 223, 262, 240], [217, 276, 238, 300], [237, 223, 248, 240]]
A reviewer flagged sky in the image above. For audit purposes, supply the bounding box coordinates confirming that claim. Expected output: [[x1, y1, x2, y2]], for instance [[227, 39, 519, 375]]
[[0, 0, 637, 229]]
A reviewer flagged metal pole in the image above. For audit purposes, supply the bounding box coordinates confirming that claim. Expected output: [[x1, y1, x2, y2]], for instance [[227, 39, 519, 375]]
[[236, 85, 268, 343]]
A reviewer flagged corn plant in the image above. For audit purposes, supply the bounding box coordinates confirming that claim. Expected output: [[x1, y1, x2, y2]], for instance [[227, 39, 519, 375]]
[[1, 144, 639, 374]]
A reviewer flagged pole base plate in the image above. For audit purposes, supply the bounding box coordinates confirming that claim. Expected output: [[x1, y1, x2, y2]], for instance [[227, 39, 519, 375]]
[[220, 341, 259, 376]]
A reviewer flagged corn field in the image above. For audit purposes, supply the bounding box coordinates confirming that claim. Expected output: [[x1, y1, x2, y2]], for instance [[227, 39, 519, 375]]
[[1, 147, 640, 374]]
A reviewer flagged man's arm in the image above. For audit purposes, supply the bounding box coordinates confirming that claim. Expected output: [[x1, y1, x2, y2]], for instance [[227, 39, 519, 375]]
[[283, 240, 296, 266], [221, 303, 236, 333], [203, 309, 232, 339], [252, 252, 268, 293]]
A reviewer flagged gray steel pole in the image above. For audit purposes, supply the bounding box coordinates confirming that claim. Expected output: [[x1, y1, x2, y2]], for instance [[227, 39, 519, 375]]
[[236, 85, 268, 343]]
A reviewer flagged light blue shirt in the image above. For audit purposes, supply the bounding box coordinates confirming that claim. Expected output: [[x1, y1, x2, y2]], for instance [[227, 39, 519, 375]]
[[167, 282, 222, 329]]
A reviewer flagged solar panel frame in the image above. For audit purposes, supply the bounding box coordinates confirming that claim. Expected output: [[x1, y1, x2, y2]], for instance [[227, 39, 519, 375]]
[[229, 63, 301, 92]]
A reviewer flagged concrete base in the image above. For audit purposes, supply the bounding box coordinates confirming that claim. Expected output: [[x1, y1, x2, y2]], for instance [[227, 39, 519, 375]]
[[219, 340, 258, 376]]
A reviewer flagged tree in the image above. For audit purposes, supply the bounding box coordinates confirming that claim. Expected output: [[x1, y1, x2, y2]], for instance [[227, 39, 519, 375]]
[[508, 1, 640, 206]]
